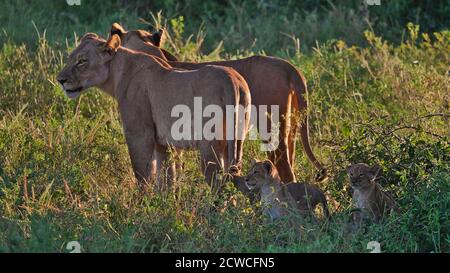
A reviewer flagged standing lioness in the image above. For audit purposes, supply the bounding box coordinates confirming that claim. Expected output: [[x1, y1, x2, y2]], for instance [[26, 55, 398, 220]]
[[110, 23, 327, 183], [244, 159, 330, 221], [57, 33, 251, 190]]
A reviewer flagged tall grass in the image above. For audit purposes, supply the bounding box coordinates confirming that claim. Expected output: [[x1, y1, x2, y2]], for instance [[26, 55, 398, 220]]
[[1, 0, 449, 54], [0, 13, 448, 252]]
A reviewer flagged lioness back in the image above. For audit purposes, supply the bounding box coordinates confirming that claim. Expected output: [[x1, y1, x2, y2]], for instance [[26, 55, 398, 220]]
[[140, 65, 238, 148]]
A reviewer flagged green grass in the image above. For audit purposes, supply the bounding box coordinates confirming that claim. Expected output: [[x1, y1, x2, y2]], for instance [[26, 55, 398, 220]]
[[1, 0, 449, 53], [0, 2, 449, 253]]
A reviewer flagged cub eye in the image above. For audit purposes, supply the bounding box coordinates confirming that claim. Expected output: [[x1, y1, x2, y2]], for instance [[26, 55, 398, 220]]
[[76, 59, 88, 67], [359, 174, 364, 177]]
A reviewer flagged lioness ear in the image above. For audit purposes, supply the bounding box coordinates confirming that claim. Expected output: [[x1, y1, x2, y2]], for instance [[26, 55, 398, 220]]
[[151, 29, 166, 47], [81, 33, 98, 42], [111, 23, 126, 39], [250, 159, 258, 167], [105, 34, 121, 54]]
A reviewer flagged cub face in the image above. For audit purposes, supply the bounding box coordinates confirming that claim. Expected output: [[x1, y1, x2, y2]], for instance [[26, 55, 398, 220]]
[[348, 163, 381, 189], [245, 159, 277, 191], [57, 33, 120, 99]]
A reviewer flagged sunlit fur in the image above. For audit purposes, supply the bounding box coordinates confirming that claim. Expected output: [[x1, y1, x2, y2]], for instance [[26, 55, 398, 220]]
[[245, 159, 330, 221]]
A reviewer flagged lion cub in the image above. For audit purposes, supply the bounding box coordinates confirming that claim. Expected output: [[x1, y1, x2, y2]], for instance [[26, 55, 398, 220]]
[[348, 163, 399, 223], [244, 159, 330, 221]]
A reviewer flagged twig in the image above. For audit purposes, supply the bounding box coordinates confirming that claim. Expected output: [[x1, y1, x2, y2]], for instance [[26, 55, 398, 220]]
[[387, 125, 447, 140]]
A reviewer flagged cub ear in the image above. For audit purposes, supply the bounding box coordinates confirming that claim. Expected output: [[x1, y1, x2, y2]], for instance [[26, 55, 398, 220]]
[[346, 164, 353, 173], [370, 165, 382, 178], [151, 29, 166, 47], [104, 34, 121, 55], [80, 33, 98, 42], [263, 160, 274, 175], [110, 23, 126, 39]]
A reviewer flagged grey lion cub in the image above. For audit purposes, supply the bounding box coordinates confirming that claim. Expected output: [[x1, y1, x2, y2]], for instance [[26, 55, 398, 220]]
[[244, 159, 330, 221], [348, 163, 400, 223]]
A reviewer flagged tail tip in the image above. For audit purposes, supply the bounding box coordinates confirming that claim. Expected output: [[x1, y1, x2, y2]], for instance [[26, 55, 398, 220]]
[[229, 165, 241, 176], [315, 168, 328, 183]]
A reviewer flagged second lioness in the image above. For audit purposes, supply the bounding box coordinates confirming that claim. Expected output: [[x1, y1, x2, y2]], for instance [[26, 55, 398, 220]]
[[244, 159, 330, 221], [110, 23, 327, 183], [57, 33, 251, 190]]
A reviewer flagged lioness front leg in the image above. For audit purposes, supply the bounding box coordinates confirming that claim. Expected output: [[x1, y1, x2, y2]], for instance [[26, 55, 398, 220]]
[[124, 129, 155, 191], [119, 101, 156, 191]]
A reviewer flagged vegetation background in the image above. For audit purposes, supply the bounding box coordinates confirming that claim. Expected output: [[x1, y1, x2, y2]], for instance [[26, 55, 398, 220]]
[[0, 0, 448, 252]]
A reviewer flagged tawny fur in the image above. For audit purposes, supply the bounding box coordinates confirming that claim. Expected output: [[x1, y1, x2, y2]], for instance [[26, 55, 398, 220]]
[[244, 159, 330, 221], [57, 33, 251, 191], [110, 23, 327, 183], [348, 163, 399, 223]]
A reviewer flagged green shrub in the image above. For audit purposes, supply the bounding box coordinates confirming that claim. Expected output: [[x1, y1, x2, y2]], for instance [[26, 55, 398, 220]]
[[0, 4, 448, 252]]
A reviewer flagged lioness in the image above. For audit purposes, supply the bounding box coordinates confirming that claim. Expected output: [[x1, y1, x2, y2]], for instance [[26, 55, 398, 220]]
[[110, 23, 327, 183], [57, 33, 251, 190], [348, 163, 399, 223], [244, 159, 330, 221]]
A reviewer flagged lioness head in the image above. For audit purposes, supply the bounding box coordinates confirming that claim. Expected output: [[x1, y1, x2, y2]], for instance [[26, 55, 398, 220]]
[[245, 159, 280, 191], [348, 163, 381, 189], [57, 33, 121, 99], [110, 23, 168, 60]]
